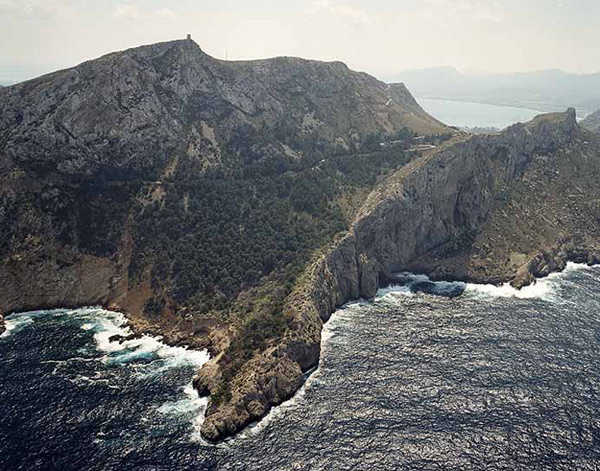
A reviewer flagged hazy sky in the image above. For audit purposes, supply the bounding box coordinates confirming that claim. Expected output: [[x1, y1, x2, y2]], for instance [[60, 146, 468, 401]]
[[1, 0, 599, 82]]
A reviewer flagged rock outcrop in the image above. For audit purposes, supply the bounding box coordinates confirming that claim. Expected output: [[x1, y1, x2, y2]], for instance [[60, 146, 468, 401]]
[[0, 39, 445, 185], [197, 109, 600, 441], [0, 245, 130, 316], [0, 38, 445, 316]]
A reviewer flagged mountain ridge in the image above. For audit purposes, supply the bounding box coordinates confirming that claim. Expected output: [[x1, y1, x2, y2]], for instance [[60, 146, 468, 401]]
[[0, 39, 447, 389]]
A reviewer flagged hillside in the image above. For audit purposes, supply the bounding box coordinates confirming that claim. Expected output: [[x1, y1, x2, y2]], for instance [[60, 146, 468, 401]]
[[582, 110, 600, 133], [3, 39, 599, 443], [0, 39, 445, 183]]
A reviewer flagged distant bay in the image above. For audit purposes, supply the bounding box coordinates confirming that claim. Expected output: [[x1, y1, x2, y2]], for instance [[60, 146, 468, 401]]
[[417, 97, 546, 130]]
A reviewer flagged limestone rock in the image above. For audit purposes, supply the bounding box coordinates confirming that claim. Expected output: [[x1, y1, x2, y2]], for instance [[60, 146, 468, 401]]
[[1, 39, 598, 444]]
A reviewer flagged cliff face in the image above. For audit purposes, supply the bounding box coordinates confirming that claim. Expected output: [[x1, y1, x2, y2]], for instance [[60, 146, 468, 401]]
[[353, 109, 588, 283], [0, 39, 445, 333], [197, 109, 600, 441]]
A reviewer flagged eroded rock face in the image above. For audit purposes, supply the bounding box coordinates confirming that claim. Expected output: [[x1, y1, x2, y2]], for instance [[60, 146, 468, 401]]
[[0, 38, 445, 318], [0, 250, 129, 316], [198, 109, 600, 441], [0, 313, 5, 335], [353, 109, 581, 280], [0, 39, 445, 184], [0, 38, 445, 315]]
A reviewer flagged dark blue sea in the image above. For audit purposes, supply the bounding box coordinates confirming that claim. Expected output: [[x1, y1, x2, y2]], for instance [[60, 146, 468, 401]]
[[2, 263, 600, 470]]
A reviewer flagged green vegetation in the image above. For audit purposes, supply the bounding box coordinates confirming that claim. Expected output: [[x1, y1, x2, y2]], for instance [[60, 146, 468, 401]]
[[129, 141, 417, 392], [131, 146, 414, 312]]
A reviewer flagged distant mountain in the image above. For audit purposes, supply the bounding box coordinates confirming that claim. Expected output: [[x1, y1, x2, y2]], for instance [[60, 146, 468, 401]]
[[582, 110, 600, 133], [385, 67, 600, 115]]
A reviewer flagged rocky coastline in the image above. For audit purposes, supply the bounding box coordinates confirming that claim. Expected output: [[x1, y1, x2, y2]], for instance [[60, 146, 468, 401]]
[[2, 39, 600, 444], [196, 109, 600, 441], [1, 109, 598, 442], [2, 107, 598, 442]]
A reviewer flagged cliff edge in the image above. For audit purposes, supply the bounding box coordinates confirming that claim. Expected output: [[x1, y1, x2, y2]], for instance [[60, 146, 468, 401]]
[[0, 39, 447, 436]]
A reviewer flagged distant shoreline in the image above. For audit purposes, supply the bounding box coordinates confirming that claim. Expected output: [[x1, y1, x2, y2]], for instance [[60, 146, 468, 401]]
[[414, 96, 593, 120], [415, 97, 560, 129], [416, 96, 549, 114]]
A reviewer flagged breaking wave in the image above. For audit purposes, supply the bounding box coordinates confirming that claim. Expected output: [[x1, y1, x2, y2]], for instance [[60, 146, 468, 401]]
[[379, 272, 466, 301], [464, 262, 592, 301], [0, 306, 210, 435], [87, 311, 209, 369], [3, 264, 600, 469], [0, 309, 65, 339], [378, 263, 595, 303]]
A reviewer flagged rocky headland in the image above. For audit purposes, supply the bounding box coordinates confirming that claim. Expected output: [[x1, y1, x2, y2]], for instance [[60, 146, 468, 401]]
[[1, 39, 600, 442], [0, 38, 444, 341], [196, 108, 600, 440]]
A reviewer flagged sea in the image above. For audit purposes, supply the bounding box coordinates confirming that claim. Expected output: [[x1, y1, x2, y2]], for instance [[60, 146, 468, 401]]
[[417, 98, 546, 130], [2, 263, 600, 470]]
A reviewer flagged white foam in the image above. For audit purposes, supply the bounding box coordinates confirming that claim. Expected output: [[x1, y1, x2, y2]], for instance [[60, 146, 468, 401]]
[[375, 263, 597, 302], [229, 369, 318, 445], [378, 273, 467, 301], [75, 309, 210, 368], [0, 309, 73, 338], [1, 316, 34, 338], [220, 308, 350, 446], [3, 306, 212, 440], [93, 315, 130, 354], [158, 384, 209, 416], [377, 284, 414, 298], [2, 306, 210, 370], [321, 306, 357, 344], [464, 280, 554, 300], [0, 309, 58, 338], [464, 262, 593, 301]]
